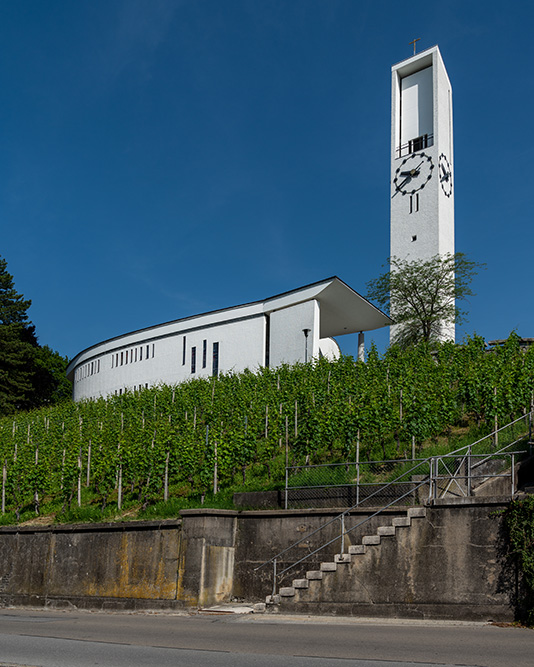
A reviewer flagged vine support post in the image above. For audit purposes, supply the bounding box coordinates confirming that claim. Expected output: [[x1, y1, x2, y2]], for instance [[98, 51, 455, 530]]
[[213, 440, 218, 495], [1, 460, 6, 515], [164, 451, 170, 502], [117, 464, 122, 510], [86, 440, 91, 487], [284, 416, 289, 510], [493, 387, 498, 449], [77, 448, 82, 508], [356, 429, 360, 507]]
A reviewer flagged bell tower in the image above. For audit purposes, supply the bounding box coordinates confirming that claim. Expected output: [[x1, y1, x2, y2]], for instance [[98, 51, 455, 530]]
[[390, 45, 455, 341]]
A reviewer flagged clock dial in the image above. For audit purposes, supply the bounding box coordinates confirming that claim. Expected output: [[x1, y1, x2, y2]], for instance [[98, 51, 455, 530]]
[[438, 153, 453, 197], [393, 153, 434, 196]]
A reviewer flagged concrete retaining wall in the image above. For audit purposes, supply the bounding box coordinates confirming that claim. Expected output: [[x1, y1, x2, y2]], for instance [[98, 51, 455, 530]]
[[0, 499, 518, 620]]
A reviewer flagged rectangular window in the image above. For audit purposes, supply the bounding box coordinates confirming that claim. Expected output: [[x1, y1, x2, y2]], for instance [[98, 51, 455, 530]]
[[139, 346, 143, 361], [152, 344, 155, 358], [146, 344, 149, 359], [121, 352, 124, 366], [191, 346, 196, 374], [202, 340, 207, 368], [212, 342, 219, 377], [182, 336, 186, 365], [134, 348, 137, 362]]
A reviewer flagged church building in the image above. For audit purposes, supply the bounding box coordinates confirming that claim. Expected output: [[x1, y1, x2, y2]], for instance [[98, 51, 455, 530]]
[[67, 277, 392, 401], [68, 45, 455, 401]]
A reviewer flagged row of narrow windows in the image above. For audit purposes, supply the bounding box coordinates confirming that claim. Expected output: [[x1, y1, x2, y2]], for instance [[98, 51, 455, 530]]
[[183, 337, 219, 376], [111, 344, 155, 369], [77, 338, 219, 385], [75, 359, 101, 382], [114, 384, 149, 396]]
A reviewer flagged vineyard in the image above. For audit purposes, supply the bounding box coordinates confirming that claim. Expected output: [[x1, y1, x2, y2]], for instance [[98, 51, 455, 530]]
[[0, 333, 533, 525]]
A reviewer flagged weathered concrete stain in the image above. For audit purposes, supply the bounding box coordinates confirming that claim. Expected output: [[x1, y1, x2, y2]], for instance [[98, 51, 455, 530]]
[[0, 501, 517, 620]]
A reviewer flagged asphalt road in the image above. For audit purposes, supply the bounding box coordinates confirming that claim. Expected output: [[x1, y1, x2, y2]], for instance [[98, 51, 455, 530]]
[[0, 607, 532, 667]]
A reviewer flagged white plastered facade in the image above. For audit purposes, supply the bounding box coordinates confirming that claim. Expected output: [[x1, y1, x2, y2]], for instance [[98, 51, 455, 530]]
[[390, 45, 455, 342], [67, 277, 392, 401]]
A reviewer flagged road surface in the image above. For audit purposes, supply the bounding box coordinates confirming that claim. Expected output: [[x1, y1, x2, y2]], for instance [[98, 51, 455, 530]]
[[0, 607, 532, 667]]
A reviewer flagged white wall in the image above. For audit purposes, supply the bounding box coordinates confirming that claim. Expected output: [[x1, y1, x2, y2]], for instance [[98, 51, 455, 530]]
[[268, 299, 320, 368], [72, 315, 266, 401], [400, 66, 433, 145], [318, 337, 340, 361]]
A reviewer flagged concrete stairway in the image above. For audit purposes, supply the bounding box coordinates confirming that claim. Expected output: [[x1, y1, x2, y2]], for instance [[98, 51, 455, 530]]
[[265, 506, 427, 609]]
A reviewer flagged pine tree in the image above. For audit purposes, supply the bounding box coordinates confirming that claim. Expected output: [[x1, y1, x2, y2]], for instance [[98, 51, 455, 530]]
[[0, 255, 69, 414]]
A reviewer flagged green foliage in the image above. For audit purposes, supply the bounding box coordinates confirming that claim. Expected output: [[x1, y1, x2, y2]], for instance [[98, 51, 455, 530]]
[[0, 255, 70, 415], [503, 495, 534, 625], [366, 253, 485, 347], [0, 333, 532, 523]]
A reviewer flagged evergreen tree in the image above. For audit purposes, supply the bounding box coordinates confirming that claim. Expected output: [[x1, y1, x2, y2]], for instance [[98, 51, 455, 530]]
[[0, 255, 69, 414]]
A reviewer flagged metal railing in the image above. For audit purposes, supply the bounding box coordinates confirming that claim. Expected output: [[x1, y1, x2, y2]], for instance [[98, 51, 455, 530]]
[[257, 413, 532, 596], [396, 133, 434, 158]]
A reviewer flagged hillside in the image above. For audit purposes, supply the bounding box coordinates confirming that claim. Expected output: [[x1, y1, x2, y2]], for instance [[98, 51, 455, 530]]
[[0, 333, 532, 525]]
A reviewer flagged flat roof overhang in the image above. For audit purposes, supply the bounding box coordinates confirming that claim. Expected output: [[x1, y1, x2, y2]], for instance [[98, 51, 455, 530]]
[[264, 276, 392, 338]]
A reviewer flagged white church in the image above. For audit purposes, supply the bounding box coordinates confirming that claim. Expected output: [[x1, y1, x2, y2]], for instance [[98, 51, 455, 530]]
[[67, 45, 454, 402]]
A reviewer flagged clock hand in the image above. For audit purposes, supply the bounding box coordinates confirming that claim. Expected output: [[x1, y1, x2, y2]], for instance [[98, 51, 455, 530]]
[[399, 160, 424, 178]]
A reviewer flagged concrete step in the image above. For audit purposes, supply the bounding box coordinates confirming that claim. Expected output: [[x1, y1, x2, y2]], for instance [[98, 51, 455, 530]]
[[334, 553, 352, 564], [362, 534, 381, 546], [306, 570, 323, 580], [292, 579, 309, 589], [265, 594, 280, 604], [408, 507, 426, 519], [392, 516, 411, 527], [348, 544, 366, 555], [377, 525, 396, 537], [279, 587, 296, 597], [320, 562, 337, 572]]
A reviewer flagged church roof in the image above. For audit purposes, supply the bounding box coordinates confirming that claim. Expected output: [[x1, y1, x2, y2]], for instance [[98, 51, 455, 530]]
[[66, 277, 391, 375]]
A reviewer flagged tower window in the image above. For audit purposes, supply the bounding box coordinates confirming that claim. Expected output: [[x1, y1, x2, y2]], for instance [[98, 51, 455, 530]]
[[202, 339, 207, 368], [409, 193, 419, 213], [182, 337, 186, 365], [412, 235, 417, 242]]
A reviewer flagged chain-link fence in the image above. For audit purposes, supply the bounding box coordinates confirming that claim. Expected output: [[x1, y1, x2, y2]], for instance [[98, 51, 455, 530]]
[[284, 413, 533, 509]]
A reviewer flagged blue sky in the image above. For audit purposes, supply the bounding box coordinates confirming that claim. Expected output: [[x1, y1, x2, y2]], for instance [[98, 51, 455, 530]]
[[1, 0, 532, 361]]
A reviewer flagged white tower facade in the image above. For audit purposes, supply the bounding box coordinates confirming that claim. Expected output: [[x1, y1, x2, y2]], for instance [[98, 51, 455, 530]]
[[390, 45, 455, 341]]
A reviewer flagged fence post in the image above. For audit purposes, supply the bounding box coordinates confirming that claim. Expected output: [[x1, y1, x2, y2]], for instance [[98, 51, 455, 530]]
[[272, 558, 277, 597], [429, 458, 436, 500], [284, 466, 288, 510], [467, 446, 472, 496], [340, 514, 345, 556], [511, 453, 515, 496]]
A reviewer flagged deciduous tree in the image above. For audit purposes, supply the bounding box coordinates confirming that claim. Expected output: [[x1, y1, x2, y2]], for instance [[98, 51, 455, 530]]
[[366, 253, 484, 348]]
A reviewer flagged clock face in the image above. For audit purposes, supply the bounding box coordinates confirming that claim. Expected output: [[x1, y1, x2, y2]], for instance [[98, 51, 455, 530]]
[[438, 153, 453, 197], [393, 153, 434, 196]]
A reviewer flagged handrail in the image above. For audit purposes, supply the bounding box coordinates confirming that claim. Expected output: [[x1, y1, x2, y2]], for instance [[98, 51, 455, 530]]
[[277, 478, 430, 577], [254, 457, 430, 572], [256, 413, 532, 591]]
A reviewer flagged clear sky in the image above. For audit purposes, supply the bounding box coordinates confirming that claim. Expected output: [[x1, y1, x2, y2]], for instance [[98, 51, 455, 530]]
[[1, 0, 532, 361]]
